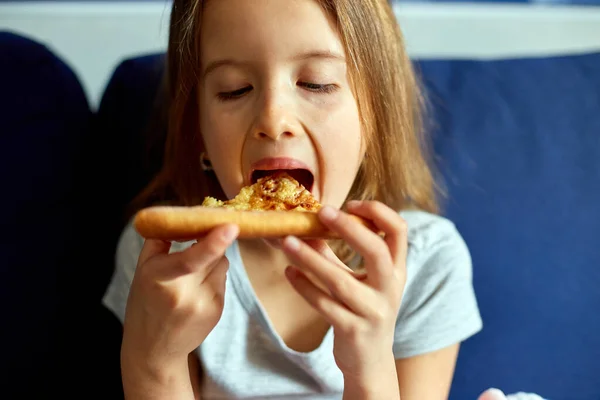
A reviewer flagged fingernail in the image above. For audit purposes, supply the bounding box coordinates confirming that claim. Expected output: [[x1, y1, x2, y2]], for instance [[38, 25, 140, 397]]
[[346, 200, 360, 208], [222, 225, 239, 241], [320, 206, 338, 221], [283, 236, 301, 251]]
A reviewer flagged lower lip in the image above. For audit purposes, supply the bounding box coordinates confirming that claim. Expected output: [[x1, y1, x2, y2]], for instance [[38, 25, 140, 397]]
[[250, 157, 311, 172], [249, 158, 311, 181]]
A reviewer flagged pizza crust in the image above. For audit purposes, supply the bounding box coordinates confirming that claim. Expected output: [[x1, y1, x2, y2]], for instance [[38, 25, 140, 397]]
[[133, 172, 378, 241], [133, 206, 366, 241]]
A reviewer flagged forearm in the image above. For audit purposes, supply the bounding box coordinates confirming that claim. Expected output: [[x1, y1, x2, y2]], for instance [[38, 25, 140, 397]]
[[121, 353, 197, 400], [342, 356, 400, 400]]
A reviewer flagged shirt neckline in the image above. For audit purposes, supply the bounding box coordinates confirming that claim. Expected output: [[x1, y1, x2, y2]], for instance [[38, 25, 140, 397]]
[[227, 240, 334, 360]]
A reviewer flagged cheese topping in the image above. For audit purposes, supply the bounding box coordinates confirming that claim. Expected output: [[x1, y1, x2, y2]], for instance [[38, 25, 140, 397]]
[[202, 172, 321, 212]]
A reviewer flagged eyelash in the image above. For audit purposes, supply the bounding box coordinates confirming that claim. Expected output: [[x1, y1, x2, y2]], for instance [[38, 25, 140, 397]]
[[216, 82, 338, 101], [298, 82, 338, 94], [216, 86, 251, 101]]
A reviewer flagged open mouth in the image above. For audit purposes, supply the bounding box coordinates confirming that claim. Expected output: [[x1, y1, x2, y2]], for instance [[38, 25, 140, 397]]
[[251, 169, 315, 192]]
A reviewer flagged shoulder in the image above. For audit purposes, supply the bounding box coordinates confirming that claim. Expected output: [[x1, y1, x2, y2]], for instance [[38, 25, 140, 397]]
[[401, 209, 467, 256], [116, 221, 195, 266], [101, 222, 143, 322], [399, 208, 473, 295], [393, 210, 482, 358], [116, 221, 145, 261], [103, 221, 195, 322], [111, 222, 144, 286]]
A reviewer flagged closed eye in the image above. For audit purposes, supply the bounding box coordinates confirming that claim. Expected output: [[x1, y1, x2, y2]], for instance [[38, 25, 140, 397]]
[[217, 86, 252, 101], [298, 82, 338, 94]]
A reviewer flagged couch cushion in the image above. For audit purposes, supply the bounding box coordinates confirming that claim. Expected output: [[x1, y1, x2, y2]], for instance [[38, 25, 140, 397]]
[[94, 53, 166, 233], [0, 30, 92, 395], [415, 52, 600, 400], [73, 53, 167, 399]]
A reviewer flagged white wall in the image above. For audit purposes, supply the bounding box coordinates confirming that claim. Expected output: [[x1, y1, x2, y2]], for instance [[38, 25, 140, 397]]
[[2, 1, 600, 109]]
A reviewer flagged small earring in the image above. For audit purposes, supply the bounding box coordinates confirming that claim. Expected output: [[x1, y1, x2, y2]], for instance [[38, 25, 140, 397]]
[[200, 152, 213, 172]]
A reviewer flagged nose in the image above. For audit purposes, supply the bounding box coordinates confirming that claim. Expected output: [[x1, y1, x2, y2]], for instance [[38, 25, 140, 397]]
[[251, 86, 298, 141]]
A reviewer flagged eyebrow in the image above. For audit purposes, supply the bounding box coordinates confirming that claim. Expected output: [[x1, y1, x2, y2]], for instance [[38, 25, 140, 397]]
[[203, 50, 346, 78], [292, 50, 346, 62]]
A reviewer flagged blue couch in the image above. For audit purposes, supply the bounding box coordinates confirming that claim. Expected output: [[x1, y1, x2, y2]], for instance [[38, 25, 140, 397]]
[[0, 31, 93, 396], [2, 30, 599, 399]]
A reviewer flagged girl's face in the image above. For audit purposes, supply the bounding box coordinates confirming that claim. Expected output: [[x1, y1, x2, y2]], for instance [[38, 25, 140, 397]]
[[199, 0, 364, 208]]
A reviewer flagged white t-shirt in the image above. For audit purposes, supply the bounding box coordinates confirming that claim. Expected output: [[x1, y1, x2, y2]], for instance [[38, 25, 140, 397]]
[[103, 209, 482, 399]]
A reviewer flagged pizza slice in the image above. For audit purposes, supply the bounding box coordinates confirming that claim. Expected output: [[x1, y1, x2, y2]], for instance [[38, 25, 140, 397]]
[[201, 171, 322, 212], [133, 171, 377, 241]]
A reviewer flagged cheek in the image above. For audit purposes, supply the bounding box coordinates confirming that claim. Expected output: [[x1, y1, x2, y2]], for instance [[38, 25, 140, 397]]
[[316, 91, 363, 157], [317, 95, 364, 204], [335, 103, 363, 158], [200, 103, 245, 198]]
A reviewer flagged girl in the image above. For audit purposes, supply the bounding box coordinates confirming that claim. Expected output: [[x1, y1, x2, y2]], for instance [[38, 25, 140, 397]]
[[103, 0, 482, 399]]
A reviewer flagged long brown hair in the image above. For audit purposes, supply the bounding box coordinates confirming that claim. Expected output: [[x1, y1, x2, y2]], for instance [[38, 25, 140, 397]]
[[133, 0, 439, 262]]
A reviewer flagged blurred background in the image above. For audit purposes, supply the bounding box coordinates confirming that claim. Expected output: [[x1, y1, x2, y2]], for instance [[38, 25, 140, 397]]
[[1, 0, 600, 109]]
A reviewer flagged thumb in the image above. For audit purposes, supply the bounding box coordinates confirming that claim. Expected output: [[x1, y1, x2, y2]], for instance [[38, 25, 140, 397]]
[[138, 238, 172, 266]]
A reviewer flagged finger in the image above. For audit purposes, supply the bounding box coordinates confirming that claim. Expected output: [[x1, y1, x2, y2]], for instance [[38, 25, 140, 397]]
[[346, 200, 408, 266], [318, 206, 393, 290], [203, 257, 230, 293], [302, 239, 367, 280], [285, 266, 358, 329], [168, 224, 238, 280], [138, 239, 172, 266], [301, 240, 348, 269], [282, 236, 377, 316]]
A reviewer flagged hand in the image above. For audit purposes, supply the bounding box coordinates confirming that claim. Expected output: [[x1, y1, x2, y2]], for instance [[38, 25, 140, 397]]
[[121, 224, 239, 377], [282, 201, 407, 381]]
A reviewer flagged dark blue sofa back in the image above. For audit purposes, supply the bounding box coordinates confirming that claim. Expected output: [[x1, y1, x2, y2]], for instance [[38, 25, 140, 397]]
[[0, 31, 93, 395], [416, 54, 600, 400]]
